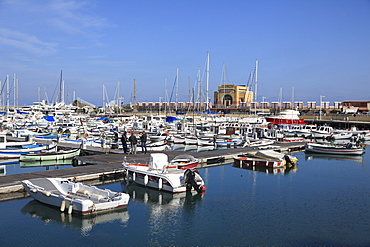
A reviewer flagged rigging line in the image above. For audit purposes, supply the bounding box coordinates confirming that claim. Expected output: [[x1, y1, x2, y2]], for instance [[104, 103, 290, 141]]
[[0, 76, 7, 95], [168, 74, 177, 103]]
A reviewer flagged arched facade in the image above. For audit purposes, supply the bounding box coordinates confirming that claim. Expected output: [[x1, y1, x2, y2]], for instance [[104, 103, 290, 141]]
[[214, 84, 254, 108]]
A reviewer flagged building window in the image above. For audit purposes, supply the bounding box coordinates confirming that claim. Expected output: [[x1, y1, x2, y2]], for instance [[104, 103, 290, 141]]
[[223, 94, 233, 107]]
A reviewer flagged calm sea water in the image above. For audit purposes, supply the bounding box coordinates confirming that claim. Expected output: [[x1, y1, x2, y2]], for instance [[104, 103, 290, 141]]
[[1, 148, 370, 246]]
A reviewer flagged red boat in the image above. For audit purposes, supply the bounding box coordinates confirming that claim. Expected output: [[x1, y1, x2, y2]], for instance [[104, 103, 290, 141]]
[[265, 109, 306, 125], [233, 155, 284, 168], [170, 155, 199, 170]]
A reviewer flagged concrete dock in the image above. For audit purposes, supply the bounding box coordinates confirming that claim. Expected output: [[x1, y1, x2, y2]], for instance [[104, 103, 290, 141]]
[[0, 138, 305, 202]]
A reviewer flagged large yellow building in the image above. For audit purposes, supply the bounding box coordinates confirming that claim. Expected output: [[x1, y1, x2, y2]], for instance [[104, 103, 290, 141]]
[[213, 84, 254, 108]]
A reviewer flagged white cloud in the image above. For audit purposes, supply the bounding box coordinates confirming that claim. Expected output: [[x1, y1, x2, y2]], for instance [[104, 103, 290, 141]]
[[0, 28, 57, 56], [48, 0, 109, 34]]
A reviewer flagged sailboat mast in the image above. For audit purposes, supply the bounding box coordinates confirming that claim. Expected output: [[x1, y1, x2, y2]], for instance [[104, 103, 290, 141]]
[[164, 77, 167, 114], [59, 70, 63, 104], [175, 68, 179, 111], [6, 74, 9, 114], [13, 73, 16, 107], [197, 66, 201, 111], [133, 79, 137, 115], [255, 59, 258, 102], [291, 86, 294, 109], [206, 52, 210, 110]]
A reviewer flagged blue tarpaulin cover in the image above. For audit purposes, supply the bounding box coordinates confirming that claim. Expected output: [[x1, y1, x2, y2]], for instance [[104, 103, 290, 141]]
[[17, 110, 29, 114], [98, 117, 110, 121], [166, 116, 177, 122], [43, 116, 55, 122]]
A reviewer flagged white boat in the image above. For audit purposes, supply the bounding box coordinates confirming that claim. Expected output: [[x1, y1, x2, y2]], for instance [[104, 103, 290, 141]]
[[312, 126, 333, 139], [233, 155, 285, 168], [305, 142, 365, 155], [148, 134, 168, 142], [123, 153, 205, 193], [295, 124, 317, 137], [19, 148, 81, 162], [170, 154, 199, 170], [185, 136, 198, 145], [265, 109, 306, 125], [330, 131, 353, 140], [0, 143, 57, 159], [243, 138, 275, 148], [197, 137, 214, 146], [22, 177, 130, 215], [137, 141, 169, 152], [251, 150, 298, 164], [173, 134, 185, 144]]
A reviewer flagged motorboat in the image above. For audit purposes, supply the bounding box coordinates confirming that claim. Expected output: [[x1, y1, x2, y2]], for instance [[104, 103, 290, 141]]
[[184, 136, 198, 145], [137, 141, 169, 152], [19, 148, 80, 162], [265, 109, 306, 125], [251, 149, 298, 164], [312, 126, 333, 139], [305, 142, 365, 155], [197, 137, 214, 146], [329, 131, 353, 140], [170, 154, 199, 170], [21, 178, 130, 215], [233, 154, 285, 168], [233, 158, 295, 174], [173, 134, 186, 144], [122, 153, 205, 193], [0, 142, 57, 159]]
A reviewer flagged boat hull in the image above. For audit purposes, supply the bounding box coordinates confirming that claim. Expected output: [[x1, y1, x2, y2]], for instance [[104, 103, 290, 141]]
[[22, 178, 130, 215], [19, 149, 80, 162], [233, 156, 284, 168], [305, 143, 365, 155]]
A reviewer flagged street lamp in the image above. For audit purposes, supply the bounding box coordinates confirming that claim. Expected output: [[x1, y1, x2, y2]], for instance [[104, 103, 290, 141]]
[[320, 95, 325, 120], [159, 97, 162, 114]]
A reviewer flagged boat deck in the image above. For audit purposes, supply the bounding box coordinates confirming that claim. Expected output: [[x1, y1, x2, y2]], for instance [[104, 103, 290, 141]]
[[0, 137, 305, 201]]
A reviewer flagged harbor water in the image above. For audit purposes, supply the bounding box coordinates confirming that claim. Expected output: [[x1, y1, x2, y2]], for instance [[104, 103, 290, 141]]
[[1, 149, 370, 246]]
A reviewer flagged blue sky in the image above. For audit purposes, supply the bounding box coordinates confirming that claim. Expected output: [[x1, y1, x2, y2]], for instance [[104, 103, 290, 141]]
[[1, 0, 369, 107]]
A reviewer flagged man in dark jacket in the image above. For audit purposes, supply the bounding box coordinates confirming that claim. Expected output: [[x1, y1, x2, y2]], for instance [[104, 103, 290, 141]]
[[121, 131, 128, 154], [140, 132, 147, 154], [129, 132, 138, 154]]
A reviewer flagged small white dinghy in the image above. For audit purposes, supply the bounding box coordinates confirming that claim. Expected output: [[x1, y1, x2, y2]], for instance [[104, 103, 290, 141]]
[[22, 178, 130, 215]]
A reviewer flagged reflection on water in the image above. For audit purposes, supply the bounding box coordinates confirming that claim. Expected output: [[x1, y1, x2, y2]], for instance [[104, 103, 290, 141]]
[[20, 159, 73, 168], [21, 200, 129, 236], [232, 159, 298, 175], [122, 182, 203, 245], [305, 153, 364, 163], [2, 159, 74, 176], [122, 182, 203, 209]]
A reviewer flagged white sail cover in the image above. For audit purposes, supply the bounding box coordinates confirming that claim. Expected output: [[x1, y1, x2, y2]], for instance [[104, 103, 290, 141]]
[[149, 153, 168, 170]]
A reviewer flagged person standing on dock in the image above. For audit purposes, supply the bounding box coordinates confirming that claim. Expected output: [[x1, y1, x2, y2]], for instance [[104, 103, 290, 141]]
[[129, 132, 138, 154], [140, 131, 147, 154], [121, 131, 128, 154]]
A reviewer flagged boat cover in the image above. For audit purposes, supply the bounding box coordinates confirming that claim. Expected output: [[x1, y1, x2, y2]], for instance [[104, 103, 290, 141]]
[[149, 153, 168, 170]]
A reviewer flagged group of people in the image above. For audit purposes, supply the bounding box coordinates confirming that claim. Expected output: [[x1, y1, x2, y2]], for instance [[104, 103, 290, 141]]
[[121, 131, 147, 154]]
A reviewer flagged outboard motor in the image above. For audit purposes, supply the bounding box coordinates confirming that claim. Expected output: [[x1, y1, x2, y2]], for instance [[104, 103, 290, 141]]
[[284, 154, 292, 165], [184, 169, 202, 194]]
